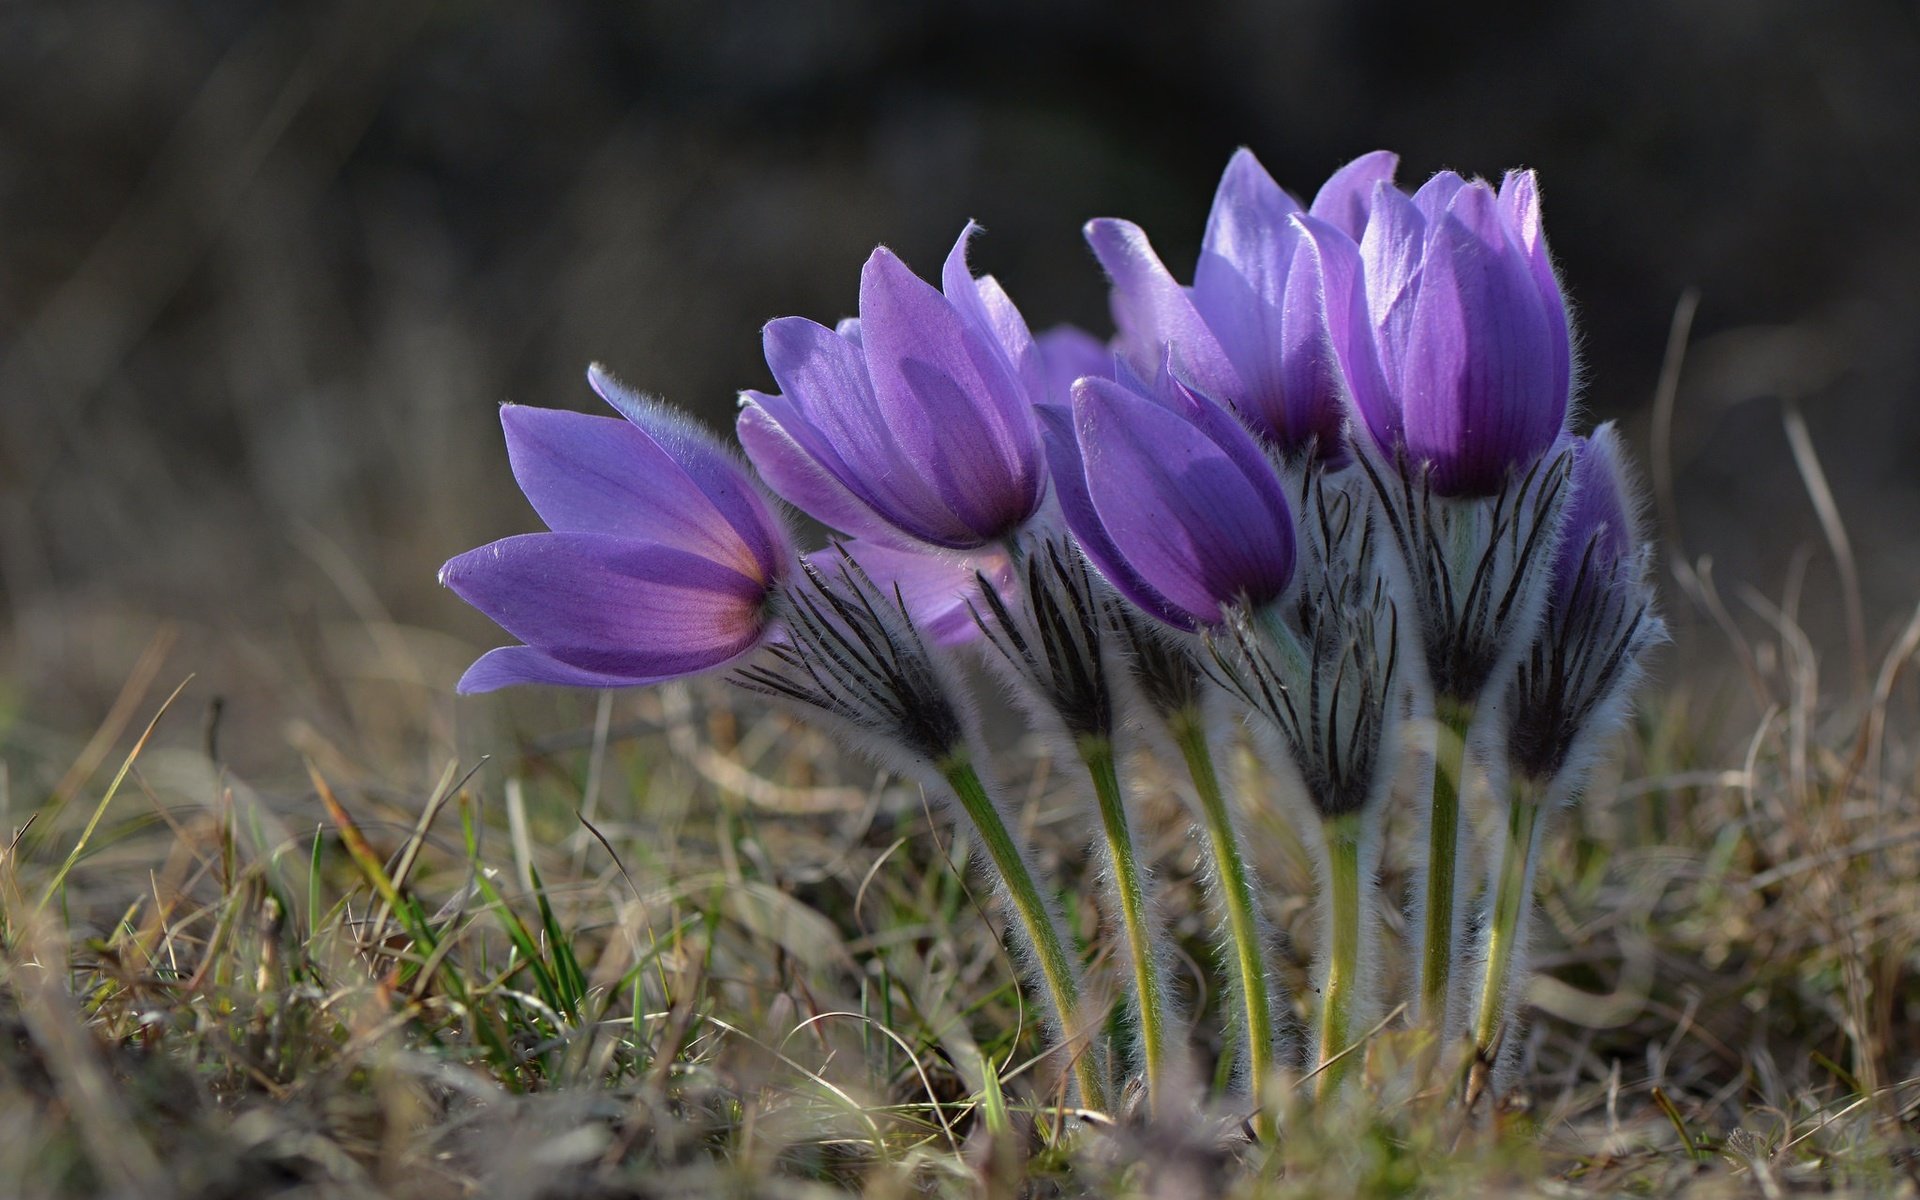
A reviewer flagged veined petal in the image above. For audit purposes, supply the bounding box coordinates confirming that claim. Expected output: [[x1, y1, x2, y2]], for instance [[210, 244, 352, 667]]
[[439, 533, 771, 678], [737, 393, 917, 547], [1498, 168, 1572, 406], [1198, 149, 1302, 286], [1072, 377, 1295, 625], [1411, 169, 1470, 221], [1401, 187, 1560, 496], [1294, 213, 1396, 457], [974, 274, 1051, 403], [1308, 150, 1400, 238], [457, 645, 667, 694], [1084, 217, 1242, 402], [1038, 402, 1195, 629], [1273, 232, 1351, 460], [585, 364, 791, 582], [1157, 370, 1301, 525], [761, 314, 986, 547], [1358, 181, 1429, 397], [939, 223, 1048, 404], [859, 245, 1044, 542], [1192, 151, 1321, 448], [1440, 177, 1510, 249], [501, 405, 753, 575]]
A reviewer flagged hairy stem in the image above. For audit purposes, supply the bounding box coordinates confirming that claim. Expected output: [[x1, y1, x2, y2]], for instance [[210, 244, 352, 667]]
[[1317, 812, 1365, 1097], [941, 757, 1110, 1112], [1169, 709, 1275, 1140], [1469, 773, 1546, 1100], [1421, 696, 1476, 1030], [1078, 735, 1173, 1114]]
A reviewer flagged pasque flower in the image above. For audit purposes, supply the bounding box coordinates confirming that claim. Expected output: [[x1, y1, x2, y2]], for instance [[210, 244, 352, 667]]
[[1060, 363, 1399, 1098], [1084, 149, 1398, 461], [1057, 366, 1298, 630], [1507, 423, 1665, 785], [1310, 168, 1571, 498], [441, 365, 795, 694], [1470, 424, 1664, 1101], [737, 224, 1047, 551], [1296, 167, 1575, 1032]]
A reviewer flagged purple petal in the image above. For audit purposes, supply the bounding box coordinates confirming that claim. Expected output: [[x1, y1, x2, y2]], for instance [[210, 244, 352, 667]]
[[584, 364, 791, 582], [759, 315, 992, 547], [1308, 150, 1400, 239], [1358, 181, 1430, 399], [1411, 170, 1470, 221], [439, 532, 771, 678], [1553, 424, 1638, 602], [1497, 169, 1572, 407], [837, 539, 1014, 647], [939, 223, 1047, 405], [1199, 149, 1302, 275], [1294, 213, 1396, 458], [974, 274, 1051, 403], [1038, 402, 1194, 629], [1400, 187, 1561, 496], [859, 246, 1045, 542], [1440, 178, 1510, 248], [1192, 151, 1328, 449], [736, 393, 916, 547], [834, 316, 863, 346], [1072, 376, 1295, 625], [1034, 325, 1113, 407], [1084, 217, 1242, 402], [457, 645, 665, 694], [499, 405, 754, 576]]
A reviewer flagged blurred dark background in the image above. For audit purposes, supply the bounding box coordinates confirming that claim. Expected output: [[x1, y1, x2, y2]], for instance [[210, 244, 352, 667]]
[[3, 0, 1917, 758]]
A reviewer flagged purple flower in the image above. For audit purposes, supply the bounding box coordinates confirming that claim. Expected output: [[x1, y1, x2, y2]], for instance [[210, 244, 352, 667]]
[[1083, 149, 1397, 461], [1506, 423, 1664, 782], [1057, 366, 1297, 629], [440, 365, 795, 694], [1302, 168, 1572, 498], [737, 224, 1047, 551], [1551, 426, 1642, 607]]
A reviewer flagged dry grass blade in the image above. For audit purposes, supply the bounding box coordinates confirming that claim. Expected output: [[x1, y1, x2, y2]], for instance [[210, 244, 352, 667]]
[[1780, 400, 1868, 691], [36, 674, 194, 914]]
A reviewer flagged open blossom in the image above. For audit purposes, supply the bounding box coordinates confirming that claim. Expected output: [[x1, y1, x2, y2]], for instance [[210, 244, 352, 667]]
[[1083, 149, 1398, 461], [440, 365, 795, 693], [737, 224, 1048, 551], [1304, 168, 1572, 497], [1058, 365, 1297, 629]]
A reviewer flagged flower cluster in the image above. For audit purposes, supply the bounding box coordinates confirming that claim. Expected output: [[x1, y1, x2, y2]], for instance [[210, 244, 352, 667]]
[[442, 149, 1661, 1126]]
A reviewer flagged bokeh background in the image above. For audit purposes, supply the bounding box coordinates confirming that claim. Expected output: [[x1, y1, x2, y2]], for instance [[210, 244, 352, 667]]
[[4, 0, 1918, 768]]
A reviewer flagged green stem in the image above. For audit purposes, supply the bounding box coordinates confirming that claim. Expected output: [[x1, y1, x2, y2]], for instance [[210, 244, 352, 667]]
[[1169, 709, 1275, 1141], [941, 758, 1110, 1112], [1317, 812, 1365, 1098], [1078, 736, 1172, 1114], [1421, 696, 1476, 1029], [1472, 775, 1545, 1072]]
